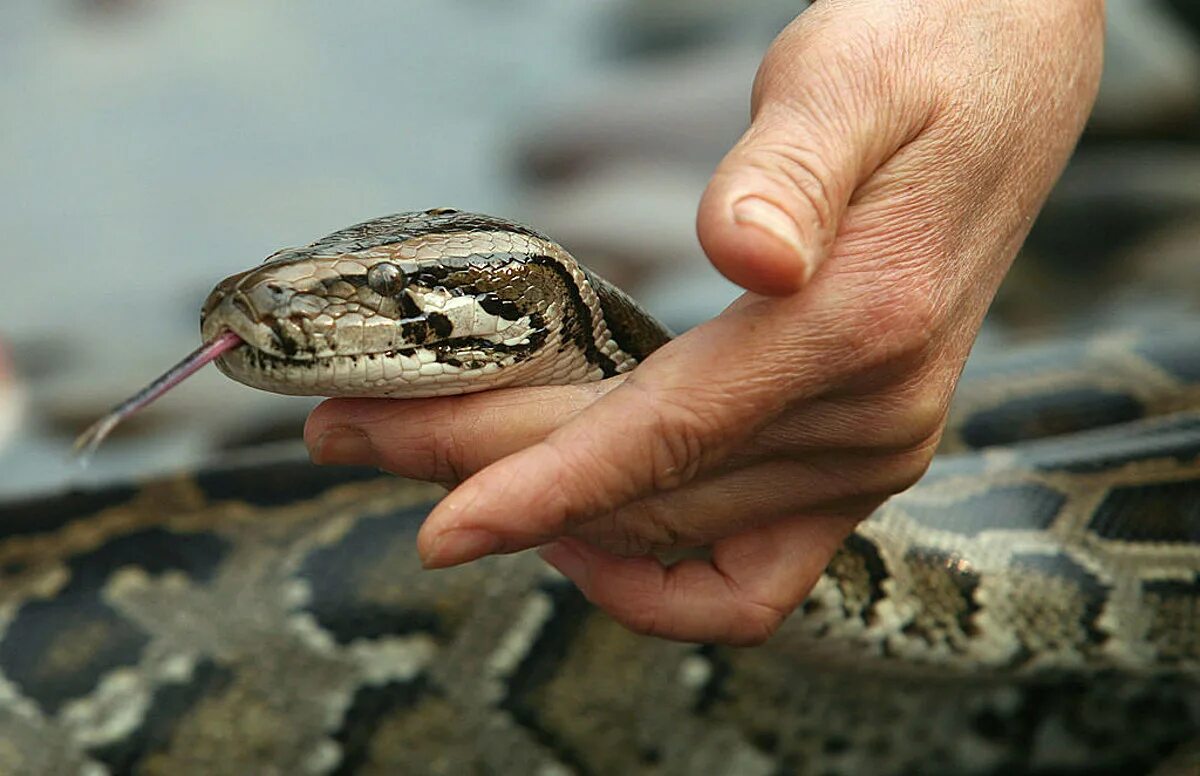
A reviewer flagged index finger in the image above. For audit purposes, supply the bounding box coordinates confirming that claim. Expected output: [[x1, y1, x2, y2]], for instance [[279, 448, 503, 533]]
[[304, 380, 616, 483]]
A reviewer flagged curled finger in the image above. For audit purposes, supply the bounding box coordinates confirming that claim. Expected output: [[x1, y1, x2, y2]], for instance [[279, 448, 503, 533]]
[[540, 511, 857, 645]]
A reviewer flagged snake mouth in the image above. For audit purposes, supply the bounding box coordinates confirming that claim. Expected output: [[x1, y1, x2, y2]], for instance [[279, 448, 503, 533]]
[[207, 314, 558, 399], [208, 297, 546, 367]]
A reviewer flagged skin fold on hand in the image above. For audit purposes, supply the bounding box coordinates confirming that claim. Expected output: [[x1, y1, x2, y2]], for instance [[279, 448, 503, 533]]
[[305, 0, 1105, 646]]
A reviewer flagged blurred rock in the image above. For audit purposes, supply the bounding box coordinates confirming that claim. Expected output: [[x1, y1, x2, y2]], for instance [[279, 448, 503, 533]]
[[1027, 148, 1200, 274], [601, 0, 804, 59], [1052, 148, 1200, 211], [0, 339, 24, 454], [1092, 0, 1200, 134], [521, 161, 709, 281], [515, 44, 759, 186], [1108, 217, 1200, 314], [1163, 0, 1200, 37], [993, 147, 1200, 337], [638, 264, 741, 333]]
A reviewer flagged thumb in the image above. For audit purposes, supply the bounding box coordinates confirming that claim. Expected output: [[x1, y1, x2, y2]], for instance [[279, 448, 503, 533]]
[[697, 6, 930, 296]]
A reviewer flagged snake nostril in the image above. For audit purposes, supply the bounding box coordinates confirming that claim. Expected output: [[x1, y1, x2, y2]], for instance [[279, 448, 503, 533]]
[[230, 293, 255, 321]]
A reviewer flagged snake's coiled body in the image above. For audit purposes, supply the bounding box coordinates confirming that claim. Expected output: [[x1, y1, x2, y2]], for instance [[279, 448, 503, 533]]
[[0, 210, 1195, 774], [198, 208, 1200, 676]]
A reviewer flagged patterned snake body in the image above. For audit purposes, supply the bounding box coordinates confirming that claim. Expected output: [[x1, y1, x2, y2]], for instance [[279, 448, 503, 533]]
[[2, 210, 1197, 773]]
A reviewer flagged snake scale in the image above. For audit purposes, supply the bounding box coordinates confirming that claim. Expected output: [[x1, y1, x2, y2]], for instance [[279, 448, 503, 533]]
[[3, 210, 1198, 774]]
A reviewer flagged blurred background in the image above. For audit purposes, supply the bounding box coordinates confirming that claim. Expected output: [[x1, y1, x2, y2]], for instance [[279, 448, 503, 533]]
[[0, 0, 1198, 498]]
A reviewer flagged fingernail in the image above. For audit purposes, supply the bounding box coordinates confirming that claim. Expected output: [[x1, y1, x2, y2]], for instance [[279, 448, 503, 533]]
[[732, 196, 811, 276], [423, 528, 502, 569], [538, 540, 588, 584], [310, 427, 375, 466]]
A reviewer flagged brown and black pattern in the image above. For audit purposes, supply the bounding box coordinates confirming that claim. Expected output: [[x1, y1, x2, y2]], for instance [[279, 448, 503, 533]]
[[5, 321, 1200, 773]]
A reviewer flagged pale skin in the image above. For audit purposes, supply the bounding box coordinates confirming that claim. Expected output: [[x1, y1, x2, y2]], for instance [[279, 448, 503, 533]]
[[305, 0, 1105, 645]]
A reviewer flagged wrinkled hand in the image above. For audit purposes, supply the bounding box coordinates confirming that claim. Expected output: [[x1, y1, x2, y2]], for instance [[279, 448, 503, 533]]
[[305, 0, 1103, 645]]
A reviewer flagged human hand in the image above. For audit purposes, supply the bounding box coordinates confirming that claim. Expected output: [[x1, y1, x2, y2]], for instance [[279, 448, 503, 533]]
[[305, 0, 1104, 645]]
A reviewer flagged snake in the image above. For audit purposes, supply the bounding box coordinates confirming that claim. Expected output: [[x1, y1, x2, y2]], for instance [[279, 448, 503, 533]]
[[3, 208, 1194, 774]]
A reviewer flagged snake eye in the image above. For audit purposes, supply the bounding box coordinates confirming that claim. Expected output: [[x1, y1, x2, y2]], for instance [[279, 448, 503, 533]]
[[366, 262, 406, 297]]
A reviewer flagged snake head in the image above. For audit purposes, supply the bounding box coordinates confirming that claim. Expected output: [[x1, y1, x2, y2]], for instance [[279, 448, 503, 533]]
[[75, 209, 658, 457], [198, 210, 640, 398]]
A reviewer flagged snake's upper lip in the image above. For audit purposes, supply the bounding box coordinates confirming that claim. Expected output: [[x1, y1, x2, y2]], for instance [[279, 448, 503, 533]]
[[205, 297, 445, 361]]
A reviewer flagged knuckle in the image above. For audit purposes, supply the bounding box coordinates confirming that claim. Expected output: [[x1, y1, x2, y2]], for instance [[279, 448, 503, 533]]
[[880, 444, 937, 494], [648, 409, 708, 492], [603, 589, 663, 638], [621, 503, 684, 554], [888, 290, 939, 346], [831, 283, 941, 375], [759, 11, 895, 111], [427, 431, 463, 484], [743, 142, 839, 237], [880, 389, 949, 452], [626, 382, 722, 493], [870, 291, 939, 360], [621, 608, 663, 639], [729, 601, 789, 647], [904, 389, 949, 439], [575, 508, 663, 557], [541, 438, 637, 524], [427, 403, 476, 483], [592, 566, 680, 640]]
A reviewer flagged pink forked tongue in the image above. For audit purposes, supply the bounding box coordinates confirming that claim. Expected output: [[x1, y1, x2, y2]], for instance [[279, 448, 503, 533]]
[[73, 330, 243, 461]]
